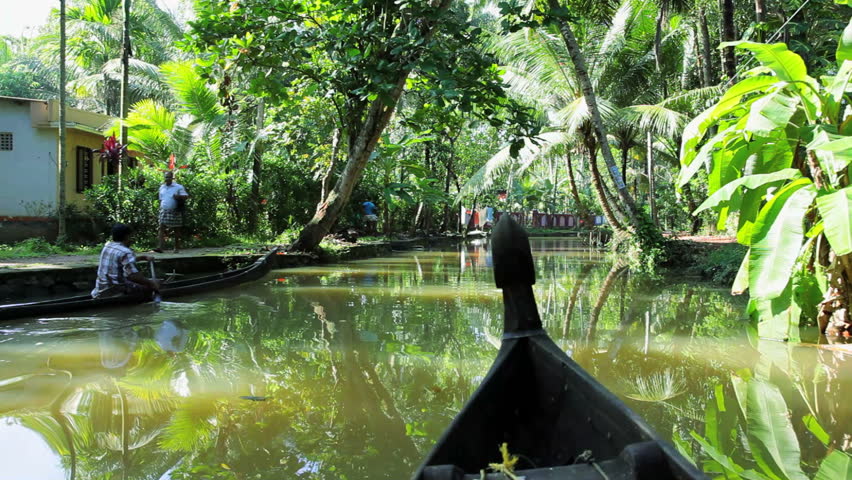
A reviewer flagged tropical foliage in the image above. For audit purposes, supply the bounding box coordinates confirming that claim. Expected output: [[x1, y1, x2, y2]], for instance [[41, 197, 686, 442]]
[[679, 23, 852, 338]]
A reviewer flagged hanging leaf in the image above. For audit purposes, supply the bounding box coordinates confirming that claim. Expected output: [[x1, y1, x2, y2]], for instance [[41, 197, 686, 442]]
[[815, 187, 852, 255], [749, 179, 816, 299]]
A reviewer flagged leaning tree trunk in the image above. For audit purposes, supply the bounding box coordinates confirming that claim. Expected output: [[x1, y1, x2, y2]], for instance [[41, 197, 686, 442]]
[[58, 0, 68, 238], [720, 0, 737, 79], [548, 0, 643, 233], [584, 139, 626, 233], [318, 126, 342, 208], [289, 97, 400, 250], [565, 150, 585, 215], [289, 0, 452, 251]]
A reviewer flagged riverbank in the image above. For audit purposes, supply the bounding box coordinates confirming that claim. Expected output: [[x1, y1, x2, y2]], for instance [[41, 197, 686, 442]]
[[0, 235, 462, 302]]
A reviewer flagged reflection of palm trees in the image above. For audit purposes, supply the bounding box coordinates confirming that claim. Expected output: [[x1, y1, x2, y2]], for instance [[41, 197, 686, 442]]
[[312, 294, 420, 464], [624, 369, 686, 403], [563, 264, 594, 337], [588, 263, 628, 342]]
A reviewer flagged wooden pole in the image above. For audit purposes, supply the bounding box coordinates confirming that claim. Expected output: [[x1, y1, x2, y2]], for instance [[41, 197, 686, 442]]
[[119, 0, 131, 208]]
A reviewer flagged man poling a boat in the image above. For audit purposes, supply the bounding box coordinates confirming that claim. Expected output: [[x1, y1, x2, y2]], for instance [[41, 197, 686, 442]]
[[91, 224, 161, 299]]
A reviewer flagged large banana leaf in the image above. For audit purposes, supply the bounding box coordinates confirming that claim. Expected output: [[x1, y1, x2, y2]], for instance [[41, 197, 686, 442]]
[[816, 187, 852, 255], [816, 451, 852, 480], [695, 169, 802, 214], [749, 179, 816, 299], [745, 91, 800, 135], [746, 380, 809, 480], [722, 42, 807, 83]]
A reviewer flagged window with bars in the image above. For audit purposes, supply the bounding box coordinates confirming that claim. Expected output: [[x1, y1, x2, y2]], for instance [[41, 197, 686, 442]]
[[0, 133, 12, 151], [76, 146, 93, 193]]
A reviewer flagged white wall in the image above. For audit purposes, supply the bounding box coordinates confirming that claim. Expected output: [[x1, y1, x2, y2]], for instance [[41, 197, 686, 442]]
[[0, 100, 57, 216]]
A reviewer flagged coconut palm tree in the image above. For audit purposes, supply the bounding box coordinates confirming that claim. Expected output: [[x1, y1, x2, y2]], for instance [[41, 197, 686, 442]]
[[463, 0, 662, 234], [33, 0, 182, 115]]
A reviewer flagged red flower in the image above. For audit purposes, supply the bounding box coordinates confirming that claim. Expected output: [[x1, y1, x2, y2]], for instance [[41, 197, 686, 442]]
[[260, 199, 268, 205]]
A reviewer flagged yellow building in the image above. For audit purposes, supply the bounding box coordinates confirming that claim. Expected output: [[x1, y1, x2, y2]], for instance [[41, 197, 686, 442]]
[[0, 96, 127, 241]]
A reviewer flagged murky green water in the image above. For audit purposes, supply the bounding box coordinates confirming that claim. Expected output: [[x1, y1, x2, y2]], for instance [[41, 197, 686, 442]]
[[0, 238, 849, 479]]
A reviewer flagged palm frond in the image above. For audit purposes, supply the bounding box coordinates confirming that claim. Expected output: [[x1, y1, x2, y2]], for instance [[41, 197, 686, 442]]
[[458, 131, 569, 199], [624, 104, 686, 139], [625, 369, 686, 402], [160, 61, 223, 124]]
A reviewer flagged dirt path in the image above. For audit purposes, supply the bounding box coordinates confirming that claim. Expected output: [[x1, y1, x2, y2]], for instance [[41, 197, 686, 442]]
[[666, 233, 737, 244]]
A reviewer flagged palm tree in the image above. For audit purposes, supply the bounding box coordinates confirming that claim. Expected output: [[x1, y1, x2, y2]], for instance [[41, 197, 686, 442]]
[[545, 0, 650, 234], [59, 0, 68, 238], [34, 0, 182, 115], [463, 0, 664, 234]]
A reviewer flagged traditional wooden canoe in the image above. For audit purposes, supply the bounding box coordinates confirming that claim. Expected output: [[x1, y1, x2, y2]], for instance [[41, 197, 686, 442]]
[[0, 248, 279, 322], [413, 217, 705, 480]]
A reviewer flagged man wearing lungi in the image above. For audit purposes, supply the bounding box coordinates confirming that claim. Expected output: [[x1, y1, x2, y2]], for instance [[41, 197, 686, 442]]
[[155, 171, 189, 253]]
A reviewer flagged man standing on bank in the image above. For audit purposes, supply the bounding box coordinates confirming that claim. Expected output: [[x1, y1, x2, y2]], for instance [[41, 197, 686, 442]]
[[155, 171, 189, 253]]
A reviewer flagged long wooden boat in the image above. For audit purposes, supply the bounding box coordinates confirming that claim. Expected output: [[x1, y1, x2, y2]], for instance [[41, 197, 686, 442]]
[[413, 217, 705, 480], [0, 248, 280, 322]]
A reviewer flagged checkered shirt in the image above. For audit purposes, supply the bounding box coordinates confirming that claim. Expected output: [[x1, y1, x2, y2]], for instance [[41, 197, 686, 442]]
[[91, 241, 139, 297]]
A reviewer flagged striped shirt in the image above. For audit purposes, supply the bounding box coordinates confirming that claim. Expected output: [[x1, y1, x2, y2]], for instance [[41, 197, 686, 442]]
[[91, 242, 140, 298]]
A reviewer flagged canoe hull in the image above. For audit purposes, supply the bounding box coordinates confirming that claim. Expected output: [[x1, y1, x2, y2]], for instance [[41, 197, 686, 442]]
[[0, 249, 277, 321], [414, 332, 704, 480]]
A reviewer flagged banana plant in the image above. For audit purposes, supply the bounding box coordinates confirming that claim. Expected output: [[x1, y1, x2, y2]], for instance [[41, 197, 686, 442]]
[[679, 20, 852, 340], [689, 369, 852, 480]]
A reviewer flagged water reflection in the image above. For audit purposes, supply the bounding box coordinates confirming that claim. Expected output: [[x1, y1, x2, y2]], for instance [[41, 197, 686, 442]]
[[0, 238, 848, 479]]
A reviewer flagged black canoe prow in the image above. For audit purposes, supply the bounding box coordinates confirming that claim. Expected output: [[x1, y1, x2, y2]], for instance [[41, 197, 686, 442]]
[[0, 247, 280, 322], [413, 217, 705, 480]]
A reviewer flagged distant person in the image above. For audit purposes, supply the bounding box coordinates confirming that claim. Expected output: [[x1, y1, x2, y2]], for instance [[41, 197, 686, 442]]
[[92, 224, 160, 298], [155, 171, 189, 253], [362, 200, 379, 235]]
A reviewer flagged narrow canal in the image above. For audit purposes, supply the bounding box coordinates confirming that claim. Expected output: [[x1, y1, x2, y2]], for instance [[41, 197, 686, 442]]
[[0, 238, 849, 479]]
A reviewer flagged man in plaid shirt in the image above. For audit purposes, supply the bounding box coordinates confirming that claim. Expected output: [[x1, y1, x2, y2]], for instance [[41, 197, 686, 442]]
[[91, 224, 161, 298]]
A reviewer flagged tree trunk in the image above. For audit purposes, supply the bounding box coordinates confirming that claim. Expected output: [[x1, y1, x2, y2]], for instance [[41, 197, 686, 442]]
[[654, 5, 668, 98], [620, 144, 629, 195], [118, 0, 131, 200], [584, 139, 625, 232], [548, 1, 643, 233], [754, 0, 766, 42], [565, 150, 584, 215], [682, 184, 703, 234], [249, 98, 265, 233], [720, 0, 737, 79], [58, 0, 67, 238], [699, 8, 715, 87], [289, 0, 452, 251], [442, 138, 454, 231], [646, 131, 658, 227], [319, 126, 341, 207]]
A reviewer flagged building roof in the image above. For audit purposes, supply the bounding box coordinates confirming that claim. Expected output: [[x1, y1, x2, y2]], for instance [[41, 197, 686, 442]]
[[0, 95, 46, 104], [0, 95, 115, 135]]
